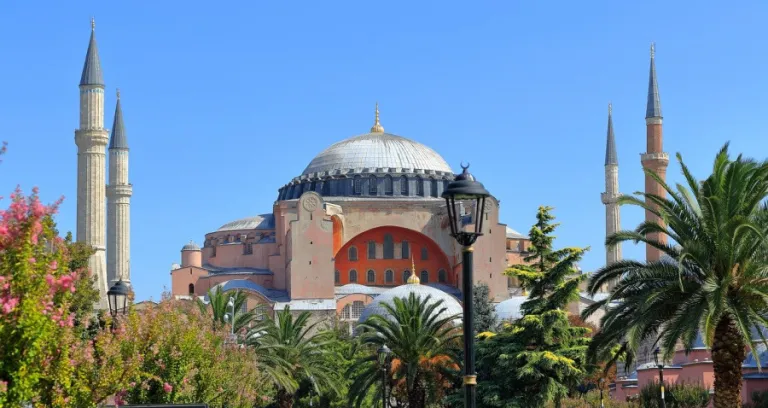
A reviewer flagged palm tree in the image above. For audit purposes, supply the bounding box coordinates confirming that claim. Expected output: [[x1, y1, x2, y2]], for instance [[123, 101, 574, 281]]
[[246, 306, 339, 408], [349, 293, 462, 408], [583, 144, 768, 408], [195, 288, 256, 335]]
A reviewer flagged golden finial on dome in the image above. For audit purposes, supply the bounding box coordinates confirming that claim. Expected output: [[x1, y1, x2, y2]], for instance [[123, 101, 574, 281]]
[[370, 102, 385, 133], [407, 255, 420, 284], [91, 17, 95, 31]]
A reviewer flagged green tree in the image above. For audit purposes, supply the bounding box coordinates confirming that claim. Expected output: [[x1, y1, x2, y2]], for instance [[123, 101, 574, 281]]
[[583, 144, 768, 408], [477, 206, 590, 407], [349, 293, 462, 408], [473, 283, 496, 333], [196, 288, 256, 336], [247, 307, 339, 408]]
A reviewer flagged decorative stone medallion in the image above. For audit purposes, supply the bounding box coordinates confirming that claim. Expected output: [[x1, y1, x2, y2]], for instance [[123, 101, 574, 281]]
[[303, 194, 320, 212]]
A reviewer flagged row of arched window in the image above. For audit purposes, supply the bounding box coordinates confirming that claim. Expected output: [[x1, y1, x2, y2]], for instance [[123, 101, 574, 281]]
[[281, 175, 449, 200], [347, 234, 429, 261], [340, 300, 366, 320], [352, 175, 442, 197], [334, 268, 447, 285]]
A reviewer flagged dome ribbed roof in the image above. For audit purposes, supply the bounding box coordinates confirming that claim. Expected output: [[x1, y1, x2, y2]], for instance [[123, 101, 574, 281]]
[[358, 283, 462, 324], [302, 133, 453, 176]]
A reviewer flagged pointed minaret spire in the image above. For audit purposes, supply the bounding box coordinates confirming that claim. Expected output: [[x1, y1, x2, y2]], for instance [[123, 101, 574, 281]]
[[370, 102, 385, 133], [601, 102, 622, 290], [605, 102, 618, 166], [646, 42, 662, 119], [109, 89, 128, 149], [80, 17, 104, 86]]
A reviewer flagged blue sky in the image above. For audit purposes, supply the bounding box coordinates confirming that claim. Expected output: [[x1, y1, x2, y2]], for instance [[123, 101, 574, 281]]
[[2, 1, 767, 301]]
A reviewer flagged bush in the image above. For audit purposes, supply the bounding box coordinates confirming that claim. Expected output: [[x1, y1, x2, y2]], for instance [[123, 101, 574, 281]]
[[638, 381, 710, 408], [545, 390, 639, 407], [744, 390, 768, 408]]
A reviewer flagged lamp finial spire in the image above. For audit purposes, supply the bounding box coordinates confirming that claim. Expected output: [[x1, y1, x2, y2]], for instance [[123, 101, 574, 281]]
[[370, 102, 385, 133]]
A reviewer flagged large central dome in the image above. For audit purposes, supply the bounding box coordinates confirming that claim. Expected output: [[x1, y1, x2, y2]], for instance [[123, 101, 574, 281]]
[[302, 132, 452, 176]]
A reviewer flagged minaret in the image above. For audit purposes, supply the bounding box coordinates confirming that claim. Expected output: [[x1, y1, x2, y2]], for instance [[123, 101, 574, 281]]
[[107, 89, 132, 285], [75, 18, 109, 307], [601, 103, 622, 289], [641, 43, 670, 262]]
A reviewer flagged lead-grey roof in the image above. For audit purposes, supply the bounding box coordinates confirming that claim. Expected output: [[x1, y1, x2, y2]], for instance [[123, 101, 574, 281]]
[[505, 226, 527, 239], [209, 279, 289, 302], [302, 133, 453, 176], [495, 295, 528, 322], [80, 27, 104, 86], [109, 95, 128, 149], [358, 283, 463, 325], [216, 214, 275, 232], [605, 104, 618, 165], [181, 241, 200, 251], [646, 43, 662, 119]]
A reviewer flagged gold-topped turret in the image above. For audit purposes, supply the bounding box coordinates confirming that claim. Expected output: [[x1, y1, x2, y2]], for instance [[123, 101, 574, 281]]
[[370, 102, 385, 133], [407, 255, 420, 284]]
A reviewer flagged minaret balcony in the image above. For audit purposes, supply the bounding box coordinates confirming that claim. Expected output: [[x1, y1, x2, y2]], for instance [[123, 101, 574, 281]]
[[106, 184, 133, 198], [640, 152, 669, 166], [601, 192, 620, 205]]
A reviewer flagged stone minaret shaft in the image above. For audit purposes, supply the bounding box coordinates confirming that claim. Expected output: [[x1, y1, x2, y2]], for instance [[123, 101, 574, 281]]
[[107, 90, 132, 285], [601, 103, 622, 278], [75, 19, 109, 307], [641, 43, 669, 262]]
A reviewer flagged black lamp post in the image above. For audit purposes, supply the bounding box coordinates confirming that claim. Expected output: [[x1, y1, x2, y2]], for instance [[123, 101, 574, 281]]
[[653, 347, 666, 408], [442, 164, 491, 408], [107, 280, 131, 318], [377, 345, 392, 408], [599, 377, 605, 408]]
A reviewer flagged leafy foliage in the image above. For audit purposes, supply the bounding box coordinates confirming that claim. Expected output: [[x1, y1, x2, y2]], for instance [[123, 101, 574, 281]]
[[196, 288, 256, 336], [638, 381, 710, 408], [473, 283, 496, 333], [477, 206, 591, 407], [583, 144, 768, 407], [349, 293, 462, 408]]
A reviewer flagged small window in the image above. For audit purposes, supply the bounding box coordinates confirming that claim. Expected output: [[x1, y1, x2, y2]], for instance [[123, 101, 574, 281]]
[[367, 269, 375, 283], [341, 304, 351, 320], [354, 176, 362, 195], [348, 246, 358, 261], [438, 269, 447, 283], [368, 241, 376, 259], [420, 270, 429, 284], [401, 241, 410, 259], [385, 269, 394, 284], [211, 245, 217, 257], [384, 175, 393, 195], [415, 176, 424, 196], [254, 304, 269, 321], [310, 180, 317, 191], [403, 270, 410, 283], [369, 175, 377, 195], [243, 243, 253, 255], [421, 246, 428, 260], [188, 283, 195, 295], [335, 270, 340, 284], [400, 176, 408, 195], [430, 178, 438, 197], [383, 234, 394, 259], [349, 269, 358, 283], [322, 180, 331, 196]]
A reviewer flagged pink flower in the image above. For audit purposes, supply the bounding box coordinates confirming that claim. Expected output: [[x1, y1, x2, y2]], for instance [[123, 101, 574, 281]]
[[48, 260, 58, 271], [163, 382, 173, 393], [28, 257, 36, 264]]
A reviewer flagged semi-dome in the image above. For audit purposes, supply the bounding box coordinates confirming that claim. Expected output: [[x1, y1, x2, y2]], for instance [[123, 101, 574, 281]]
[[358, 281, 462, 325], [216, 214, 275, 232], [495, 295, 528, 322], [302, 132, 453, 176]]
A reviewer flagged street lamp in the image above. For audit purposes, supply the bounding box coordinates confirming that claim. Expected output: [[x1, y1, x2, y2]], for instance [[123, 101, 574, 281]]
[[377, 345, 392, 408], [107, 280, 131, 317], [599, 377, 605, 408], [223, 296, 237, 343], [653, 347, 666, 408], [442, 163, 491, 408]]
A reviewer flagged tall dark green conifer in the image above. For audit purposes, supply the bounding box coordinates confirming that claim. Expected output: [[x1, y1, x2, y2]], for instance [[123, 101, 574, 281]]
[[473, 283, 497, 333]]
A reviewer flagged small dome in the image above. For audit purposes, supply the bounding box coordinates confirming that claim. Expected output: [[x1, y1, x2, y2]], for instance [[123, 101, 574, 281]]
[[302, 133, 453, 176], [358, 283, 462, 325], [217, 214, 275, 232], [505, 226, 527, 239], [495, 296, 528, 322], [181, 241, 200, 251], [335, 283, 384, 296]]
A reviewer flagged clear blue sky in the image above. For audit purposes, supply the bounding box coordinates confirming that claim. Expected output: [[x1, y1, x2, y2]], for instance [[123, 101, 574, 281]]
[[2, 1, 767, 301]]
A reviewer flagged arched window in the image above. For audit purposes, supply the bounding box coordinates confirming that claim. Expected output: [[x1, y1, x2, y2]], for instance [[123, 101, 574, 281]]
[[254, 304, 269, 320], [348, 246, 358, 261], [384, 175, 393, 195], [415, 176, 424, 196], [349, 269, 358, 283], [385, 269, 394, 284], [383, 234, 394, 259], [420, 270, 429, 284], [368, 241, 376, 259], [367, 269, 376, 283], [351, 301, 365, 320], [353, 176, 362, 195], [403, 270, 411, 283], [369, 175, 378, 195], [400, 176, 409, 195], [430, 178, 438, 197], [438, 269, 447, 283], [334, 270, 340, 284], [401, 241, 410, 259], [322, 180, 331, 196], [188, 283, 195, 295], [421, 246, 428, 260], [341, 304, 351, 320], [310, 180, 317, 192]]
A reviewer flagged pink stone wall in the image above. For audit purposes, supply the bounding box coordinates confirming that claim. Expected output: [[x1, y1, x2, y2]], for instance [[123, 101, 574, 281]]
[[743, 378, 768, 403], [170, 266, 207, 296], [181, 250, 202, 267], [288, 193, 334, 300]]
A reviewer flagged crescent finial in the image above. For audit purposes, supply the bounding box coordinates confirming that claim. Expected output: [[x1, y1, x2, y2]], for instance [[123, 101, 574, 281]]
[[460, 162, 470, 171]]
